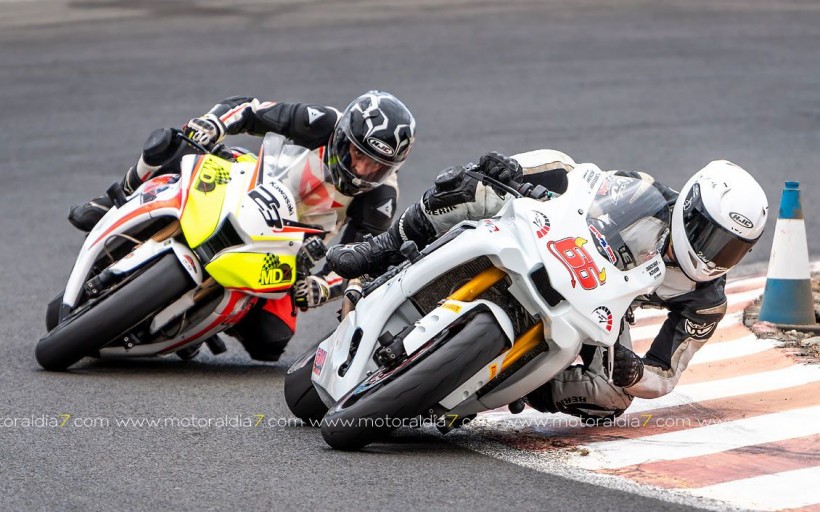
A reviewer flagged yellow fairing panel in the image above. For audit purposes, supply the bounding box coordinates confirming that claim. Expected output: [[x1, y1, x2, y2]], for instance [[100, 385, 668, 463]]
[[206, 252, 296, 293], [181, 155, 232, 249]]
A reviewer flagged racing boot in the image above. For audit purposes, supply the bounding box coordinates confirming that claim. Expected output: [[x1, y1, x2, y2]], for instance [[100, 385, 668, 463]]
[[68, 128, 182, 232], [326, 231, 405, 279], [68, 194, 115, 231], [228, 299, 295, 362]]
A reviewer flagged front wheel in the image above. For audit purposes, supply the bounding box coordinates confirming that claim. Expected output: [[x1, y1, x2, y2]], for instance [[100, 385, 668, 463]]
[[284, 342, 328, 425], [320, 310, 507, 451], [35, 254, 193, 371]]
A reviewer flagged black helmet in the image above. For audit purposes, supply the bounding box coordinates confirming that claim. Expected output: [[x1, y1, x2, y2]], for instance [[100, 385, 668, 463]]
[[327, 91, 416, 196]]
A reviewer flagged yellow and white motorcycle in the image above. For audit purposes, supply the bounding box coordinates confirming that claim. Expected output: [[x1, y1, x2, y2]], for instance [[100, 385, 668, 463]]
[[36, 132, 336, 371]]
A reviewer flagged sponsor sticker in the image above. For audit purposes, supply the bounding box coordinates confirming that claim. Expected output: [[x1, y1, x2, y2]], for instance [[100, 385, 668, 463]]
[[588, 224, 618, 265], [313, 348, 327, 376], [366, 137, 395, 157], [591, 306, 614, 332], [684, 319, 717, 339], [582, 168, 601, 190], [531, 211, 551, 239], [489, 363, 499, 380], [597, 176, 612, 196], [729, 211, 754, 229], [482, 219, 500, 232], [441, 302, 463, 314], [646, 260, 662, 280], [196, 158, 230, 193], [258, 254, 293, 286]]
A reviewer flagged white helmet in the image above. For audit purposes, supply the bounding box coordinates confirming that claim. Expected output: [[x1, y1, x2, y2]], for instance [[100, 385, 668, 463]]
[[671, 160, 768, 282]]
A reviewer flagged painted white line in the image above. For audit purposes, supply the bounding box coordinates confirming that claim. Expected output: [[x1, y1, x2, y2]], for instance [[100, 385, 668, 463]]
[[573, 405, 820, 470], [686, 465, 820, 511], [477, 356, 817, 423], [725, 275, 767, 293], [627, 364, 820, 414], [446, 432, 733, 511], [688, 335, 778, 365]]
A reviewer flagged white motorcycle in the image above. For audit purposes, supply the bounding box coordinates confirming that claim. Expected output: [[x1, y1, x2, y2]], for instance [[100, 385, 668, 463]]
[[37, 132, 336, 371], [285, 166, 670, 450]]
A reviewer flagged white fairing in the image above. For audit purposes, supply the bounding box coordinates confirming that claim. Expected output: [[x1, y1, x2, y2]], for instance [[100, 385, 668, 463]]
[[312, 164, 668, 415]]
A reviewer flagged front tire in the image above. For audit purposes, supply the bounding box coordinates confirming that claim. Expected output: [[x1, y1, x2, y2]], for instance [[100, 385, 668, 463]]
[[321, 310, 507, 451], [35, 254, 193, 371], [284, 342, 329, 425]]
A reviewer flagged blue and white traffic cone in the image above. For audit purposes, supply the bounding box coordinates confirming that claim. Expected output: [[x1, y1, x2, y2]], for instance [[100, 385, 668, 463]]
[[758, 181, 816, 326]]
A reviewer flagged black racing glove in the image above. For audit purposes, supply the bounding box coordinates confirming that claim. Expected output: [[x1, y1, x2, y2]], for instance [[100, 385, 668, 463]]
[[477, 151, 524, 194]]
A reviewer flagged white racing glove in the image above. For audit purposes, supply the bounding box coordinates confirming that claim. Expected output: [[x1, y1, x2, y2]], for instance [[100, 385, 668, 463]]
[[184, 114, 226, 148], [294, 275, 330, 311]]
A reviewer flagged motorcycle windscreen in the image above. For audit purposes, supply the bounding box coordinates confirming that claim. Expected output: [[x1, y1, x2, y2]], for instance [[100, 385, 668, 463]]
[[586, 174, 671, 271], [261, 133, 337, 232]]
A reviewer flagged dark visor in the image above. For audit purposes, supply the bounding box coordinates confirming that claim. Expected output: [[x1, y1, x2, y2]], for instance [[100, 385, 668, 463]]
[[331, 128, 399, 186], [683, 186, 755, 271]]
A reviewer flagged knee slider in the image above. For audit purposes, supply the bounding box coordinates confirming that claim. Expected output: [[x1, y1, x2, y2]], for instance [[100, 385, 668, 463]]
[[142, 128, 179, 166]]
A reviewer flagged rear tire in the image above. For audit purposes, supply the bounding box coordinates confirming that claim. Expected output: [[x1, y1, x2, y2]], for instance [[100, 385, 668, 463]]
[[35, 254, 192, 371], [285, 342, 329, 425], [321, 311, 506, 451]]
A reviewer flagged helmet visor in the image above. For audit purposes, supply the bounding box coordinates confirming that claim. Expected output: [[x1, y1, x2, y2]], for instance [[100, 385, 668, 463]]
[[683, 186, 756, 272], [330, 126, 400, 190]]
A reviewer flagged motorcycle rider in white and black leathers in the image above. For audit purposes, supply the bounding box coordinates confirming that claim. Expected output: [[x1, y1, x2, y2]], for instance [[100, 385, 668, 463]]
[[326, 151, 768, 419], [68, 91, 416, 362]]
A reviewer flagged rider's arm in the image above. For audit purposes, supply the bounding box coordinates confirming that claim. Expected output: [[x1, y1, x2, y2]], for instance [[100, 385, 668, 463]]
[[317, 181, 399, 299], [613, 170, 678, 205], [204, 97, 340, 149], [415, 166, 511, 238], [625, 277, 728, 399]]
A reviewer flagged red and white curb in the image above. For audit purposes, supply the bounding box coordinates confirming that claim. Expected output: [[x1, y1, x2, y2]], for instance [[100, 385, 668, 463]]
[[449, 274, 820, 511]]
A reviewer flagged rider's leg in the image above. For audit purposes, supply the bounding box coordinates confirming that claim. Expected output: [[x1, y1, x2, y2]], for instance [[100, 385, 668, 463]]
[[525, 326, 636, 421], [68, 128, 191, 231], [229, 295, 297, 362]]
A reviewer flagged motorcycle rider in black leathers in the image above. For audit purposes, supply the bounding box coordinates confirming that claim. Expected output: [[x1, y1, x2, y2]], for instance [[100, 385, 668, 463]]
[[68, 91, 416, 362], [325, 150, 768, 419]]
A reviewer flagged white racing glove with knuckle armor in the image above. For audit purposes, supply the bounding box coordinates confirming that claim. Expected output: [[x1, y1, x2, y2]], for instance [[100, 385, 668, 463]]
[[184, 114, 227, 148], [293, 275, 331, 311]]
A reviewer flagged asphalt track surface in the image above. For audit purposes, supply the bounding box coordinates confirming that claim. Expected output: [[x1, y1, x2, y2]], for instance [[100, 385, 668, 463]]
[[2, 1, 820, 510]]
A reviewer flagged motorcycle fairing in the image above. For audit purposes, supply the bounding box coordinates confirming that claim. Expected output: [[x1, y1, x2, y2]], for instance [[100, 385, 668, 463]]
[[180, 154, 234, 249], [312, 164, 668, 412]]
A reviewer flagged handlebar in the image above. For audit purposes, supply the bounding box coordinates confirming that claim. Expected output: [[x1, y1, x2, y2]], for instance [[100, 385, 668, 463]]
[[463, 167, 553, 201], [173, 129, 236, 161]]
